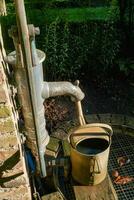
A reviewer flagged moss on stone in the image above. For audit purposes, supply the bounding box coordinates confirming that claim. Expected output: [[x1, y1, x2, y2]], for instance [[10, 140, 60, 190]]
[[0, 106, 11, 118], [0, 134, 18, 149], [0, 118, 15, 133]]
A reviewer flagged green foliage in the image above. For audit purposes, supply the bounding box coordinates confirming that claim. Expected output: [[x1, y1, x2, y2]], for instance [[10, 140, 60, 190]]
[[27, 7, 119, 23], [41, 19, 120, 80], [98, 22, 120, 69], [24, 0, 111, 8], [44, 18, 61, 80], [118, 59, 134, 75], [3, 1, 121, 81], [6, 6, 119, 23]]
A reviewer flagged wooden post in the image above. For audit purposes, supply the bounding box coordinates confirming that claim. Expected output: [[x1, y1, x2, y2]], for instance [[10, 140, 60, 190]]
[[0, 0, 7, 16]]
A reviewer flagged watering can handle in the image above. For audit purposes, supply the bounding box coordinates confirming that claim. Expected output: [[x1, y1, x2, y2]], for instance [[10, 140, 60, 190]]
[[86, 123, 113, 136], [68, 123, 113, 148]]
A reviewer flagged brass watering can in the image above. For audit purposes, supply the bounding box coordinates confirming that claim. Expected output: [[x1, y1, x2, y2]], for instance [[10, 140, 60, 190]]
[[68, 81, 113, 185]]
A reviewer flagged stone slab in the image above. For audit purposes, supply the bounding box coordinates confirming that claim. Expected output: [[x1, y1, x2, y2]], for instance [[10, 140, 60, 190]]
[[85, 114, 100, 123], [0, 105, 11, 118], [110, 114, 125, 125], [46, 137, 61, 158], [0, 118, 15, 133], [42, 191, 64, 200], [73, 175, 118, 200], [0, 185, 30, 200], [0, 133, 18, 149], [62, 139, 70, 157], [98, 113, 111, 124], [0, 85, 8, 104], [125, 116, 134, 126]]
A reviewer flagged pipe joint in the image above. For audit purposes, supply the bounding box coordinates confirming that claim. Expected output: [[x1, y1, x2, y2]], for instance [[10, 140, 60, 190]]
[[42, 81, 85, 102]]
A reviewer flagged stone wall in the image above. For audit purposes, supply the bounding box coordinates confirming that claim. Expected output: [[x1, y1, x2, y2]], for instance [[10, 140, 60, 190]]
[[0, 27, 18, 165], [0, 25, 31, 200]]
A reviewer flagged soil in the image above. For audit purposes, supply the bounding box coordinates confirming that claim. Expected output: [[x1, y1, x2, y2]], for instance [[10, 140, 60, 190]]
[[81, 73, 134, 116], [45, 69, 134, 132]]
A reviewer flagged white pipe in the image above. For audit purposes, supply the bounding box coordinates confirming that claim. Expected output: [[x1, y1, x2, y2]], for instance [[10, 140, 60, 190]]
[[42, 81, 85, 101]]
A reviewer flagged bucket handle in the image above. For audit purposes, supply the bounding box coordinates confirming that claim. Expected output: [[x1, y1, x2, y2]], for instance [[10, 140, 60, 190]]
[[68, 123, 113, 149]]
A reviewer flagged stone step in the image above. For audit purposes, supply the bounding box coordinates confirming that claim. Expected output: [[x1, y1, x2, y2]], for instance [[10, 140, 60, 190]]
[[42, 191, 64, 200], [85, 114, 100, 123], [0, 150, 21, 168], [0, 132, 18, 150], [0, 185, 30, 200], [0, 118, 16, 134], [0, 151, 26, 188], [0, 149, 31, 199], [0, 150, 26, 188], [1, 173, 26, 188]]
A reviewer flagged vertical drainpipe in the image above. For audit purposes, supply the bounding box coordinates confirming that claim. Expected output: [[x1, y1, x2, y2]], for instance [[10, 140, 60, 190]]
[[7, 31, 50, 177], [13, 0, 50, 177], [6, 25, 49, 177], [30, 32, 50, 177]]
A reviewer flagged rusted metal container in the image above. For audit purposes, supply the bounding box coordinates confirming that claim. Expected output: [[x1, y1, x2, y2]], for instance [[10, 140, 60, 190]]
[[69, 123, 113, 185]]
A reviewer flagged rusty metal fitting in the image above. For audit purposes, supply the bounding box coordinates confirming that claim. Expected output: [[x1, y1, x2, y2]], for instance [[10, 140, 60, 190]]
[[28, 24, 40, 37], [8, 26, 18, 38]]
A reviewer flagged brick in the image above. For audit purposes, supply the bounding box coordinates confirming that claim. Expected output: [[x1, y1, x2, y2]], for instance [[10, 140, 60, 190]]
[[0, 153, 26, 189], [42, 192, 64, 200], [0, 28, 31, 200], [62, 139, 70, 157], [46, 137, 61, 152], [0, 118, 15, 133], [1, 160, 23, 178], [0, 150, 26, 187], [0, 105, 11, 118], [0, 85, 8, 104], [0, 150, 20, 169], [1, 173, 26, 188], [0, 150, 19, 164], [45, 136, 61, 158], [0, 185, 31, 200], [0, 133, 18, 149], [0, 69, 4, 84]]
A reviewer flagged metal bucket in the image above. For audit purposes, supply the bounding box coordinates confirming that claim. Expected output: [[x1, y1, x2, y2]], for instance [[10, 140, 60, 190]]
[[69, 123, 113, 185]]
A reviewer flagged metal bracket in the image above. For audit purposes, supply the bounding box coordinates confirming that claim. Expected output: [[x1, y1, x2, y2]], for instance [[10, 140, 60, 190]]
[[8, 25, 40, 39], [28, 24, 40, 37]]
